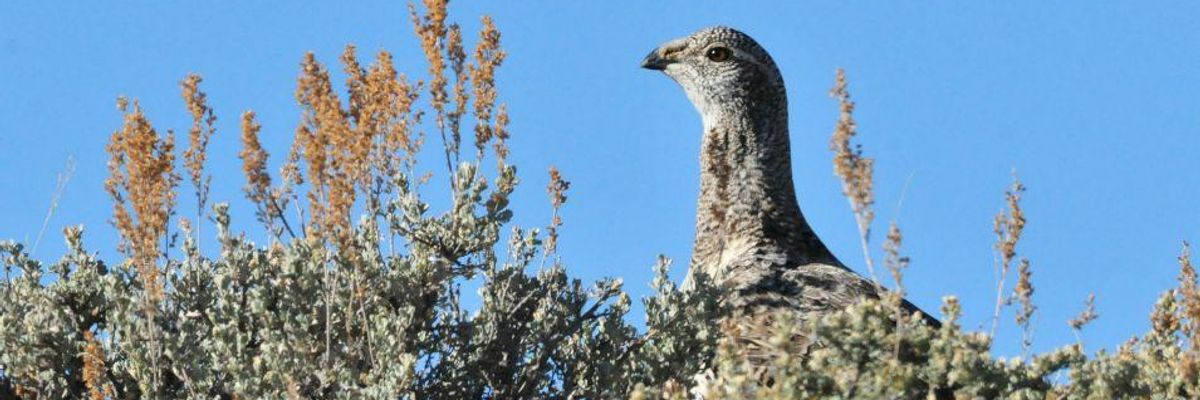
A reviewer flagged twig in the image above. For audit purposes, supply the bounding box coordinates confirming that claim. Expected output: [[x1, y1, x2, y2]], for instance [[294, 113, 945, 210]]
[[512, 292, 614, 397], [32, 155, 75, 256], [851, 216, 881, 288], [268, 196, 299, 240], [894, 170, 916, 217]]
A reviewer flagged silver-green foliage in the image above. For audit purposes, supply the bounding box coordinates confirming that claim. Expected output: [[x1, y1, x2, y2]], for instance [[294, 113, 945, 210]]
[[635, 293, 1200, 399], [6, 169, 1200, 400], [0, 178, 724, 399], [4, 3, 1200, 398]]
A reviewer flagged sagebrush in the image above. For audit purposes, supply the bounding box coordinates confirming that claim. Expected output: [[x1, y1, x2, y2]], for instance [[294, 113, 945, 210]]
[[3, 2, 1199, 399]]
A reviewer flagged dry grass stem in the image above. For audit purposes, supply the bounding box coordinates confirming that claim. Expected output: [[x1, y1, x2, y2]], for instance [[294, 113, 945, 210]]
[[32, 155, 75, 256]]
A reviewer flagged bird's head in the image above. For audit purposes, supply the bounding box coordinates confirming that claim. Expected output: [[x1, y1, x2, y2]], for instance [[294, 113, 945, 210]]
[[641, 26, 783, 121]]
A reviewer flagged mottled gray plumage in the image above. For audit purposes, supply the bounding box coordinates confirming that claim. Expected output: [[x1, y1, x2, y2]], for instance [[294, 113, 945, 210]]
[[642, 26, 937, 350]]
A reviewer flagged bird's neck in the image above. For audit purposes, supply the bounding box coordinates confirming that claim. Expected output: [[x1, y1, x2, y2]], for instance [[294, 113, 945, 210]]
[[689, 90, 837, 285]]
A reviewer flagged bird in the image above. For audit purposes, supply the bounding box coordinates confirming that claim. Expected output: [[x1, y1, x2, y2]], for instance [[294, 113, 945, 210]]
[[640, 26, 939, 363]]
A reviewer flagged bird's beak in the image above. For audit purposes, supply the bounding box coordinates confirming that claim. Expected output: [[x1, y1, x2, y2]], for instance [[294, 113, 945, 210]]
[[640, 48, 673, 70]]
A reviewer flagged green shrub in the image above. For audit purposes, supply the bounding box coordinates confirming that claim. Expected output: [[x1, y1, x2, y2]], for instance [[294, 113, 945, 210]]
[[3, 2, 1199, 399]]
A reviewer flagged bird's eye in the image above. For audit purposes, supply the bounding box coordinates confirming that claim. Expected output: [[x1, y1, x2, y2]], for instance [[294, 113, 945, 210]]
[[706, 47, 732, 62]]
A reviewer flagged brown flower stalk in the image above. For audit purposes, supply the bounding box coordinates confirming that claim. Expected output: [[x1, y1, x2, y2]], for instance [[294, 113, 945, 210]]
[[181, 74, 216, 238], [291, 40, 433, 250], [81, 331, 112, 400], [493, 104, 510, 162], [372, 51, 425, 176], [295, 53, 357, 248], [1179, 242, 1199, 348], [410, 0, 454, 175], [239, 111, 271, 208], [105, 97, 179, 302], [829, 69, 878, 285], [1068, 293, 1098, 343], [281, 130, 305, 189], [1150, 289, 1181, 340], [270, 130, 306, 239], [1178, 242, 1200, 381], [883, 221, 909, 357], [343, 46, 423, 185], [990, 174, 1026, 338], [448, 23, 469, 162], [1014, 258, 1036, 356], [374, 52, 425, 173], [544, 166, 570, 257], [238, 110, 298, 240], [470, 16, 506, 162], [340, 46, 379, 189], [883, 221, 908, 298]]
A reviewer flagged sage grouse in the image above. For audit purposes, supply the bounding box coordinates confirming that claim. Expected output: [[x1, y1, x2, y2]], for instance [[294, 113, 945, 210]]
[[641, 26, 938, 359]]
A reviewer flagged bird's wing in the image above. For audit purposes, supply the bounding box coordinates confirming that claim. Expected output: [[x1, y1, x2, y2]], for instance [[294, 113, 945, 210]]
[[727, 262, 940, 328]]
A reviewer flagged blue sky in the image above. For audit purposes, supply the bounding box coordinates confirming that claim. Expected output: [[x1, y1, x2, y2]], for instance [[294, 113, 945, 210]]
[[2, 2, 1197, 358]]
